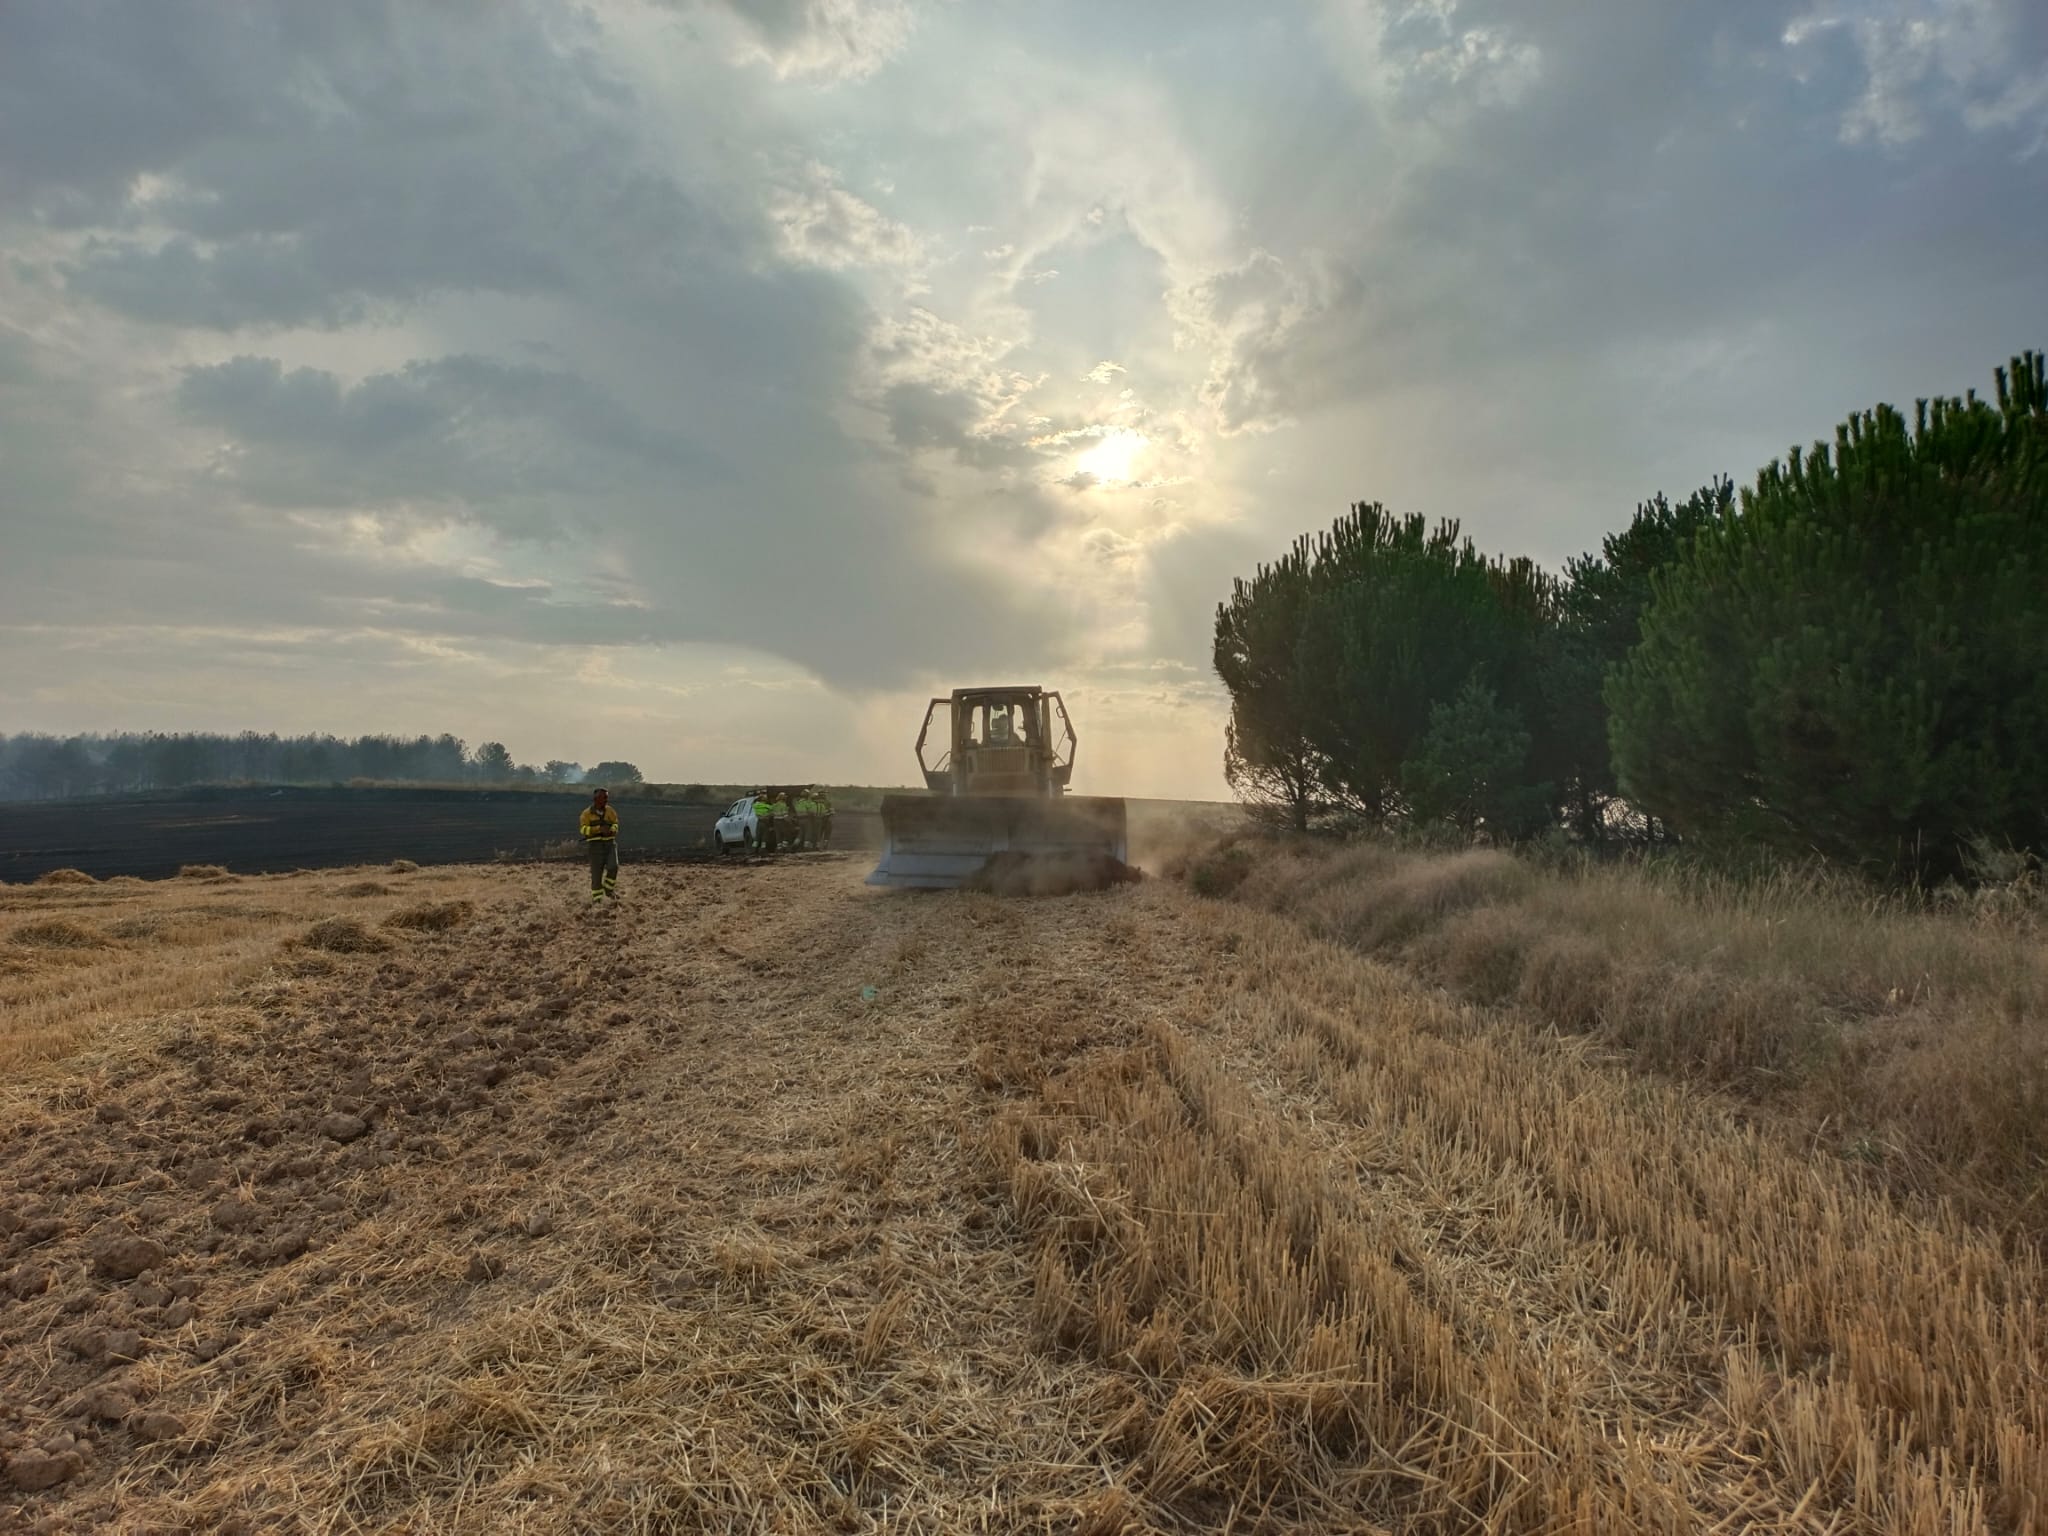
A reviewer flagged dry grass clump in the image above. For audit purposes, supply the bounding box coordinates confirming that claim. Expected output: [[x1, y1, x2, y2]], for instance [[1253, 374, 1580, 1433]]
[[337, 880, 392, 897], [381, 899, 475, 932], [1194, 834, 2048, 1218], [176, 862, 232, 879], [387, 858, 420, 873], [34, 866, 96, 885], [300, 916, 393, 953], [9, 917, 114, 949]]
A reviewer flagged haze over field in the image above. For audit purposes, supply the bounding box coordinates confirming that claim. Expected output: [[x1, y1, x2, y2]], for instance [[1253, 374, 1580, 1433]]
[[3, 1, 2045, 796]]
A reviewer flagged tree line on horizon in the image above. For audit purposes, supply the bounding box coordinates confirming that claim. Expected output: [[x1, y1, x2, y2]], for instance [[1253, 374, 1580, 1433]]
[[1213, 350, 2047, 884], [0, 731, 644, 802]]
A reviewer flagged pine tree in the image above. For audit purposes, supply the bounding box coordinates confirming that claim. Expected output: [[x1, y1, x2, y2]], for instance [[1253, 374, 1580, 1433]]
[[1547, 480, 1733, 840], [1607, 352, 2048, 881], [1214, 544, 1320, 829]]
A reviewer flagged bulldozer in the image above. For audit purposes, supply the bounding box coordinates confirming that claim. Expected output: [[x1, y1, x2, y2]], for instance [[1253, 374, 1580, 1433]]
[[866, 685, 1131, 890]]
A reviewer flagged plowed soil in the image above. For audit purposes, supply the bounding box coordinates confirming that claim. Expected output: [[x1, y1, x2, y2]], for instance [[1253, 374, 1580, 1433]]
[[1, 860, 2039, 1533]]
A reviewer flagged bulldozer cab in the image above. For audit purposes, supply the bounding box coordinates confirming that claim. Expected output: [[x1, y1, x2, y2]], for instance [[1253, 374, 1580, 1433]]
[[917, 686, 1075, 797]]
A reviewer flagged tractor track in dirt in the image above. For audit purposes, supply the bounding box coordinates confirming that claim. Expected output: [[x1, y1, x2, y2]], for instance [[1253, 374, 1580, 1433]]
[[1, 861, 2039, 1533]]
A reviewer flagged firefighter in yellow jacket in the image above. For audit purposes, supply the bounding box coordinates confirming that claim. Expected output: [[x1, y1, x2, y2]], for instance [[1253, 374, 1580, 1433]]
[[579, 787, 619, 901]]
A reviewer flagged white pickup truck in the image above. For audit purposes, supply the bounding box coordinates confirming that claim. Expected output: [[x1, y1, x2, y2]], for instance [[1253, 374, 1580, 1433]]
[[711, 796, 761, 853]]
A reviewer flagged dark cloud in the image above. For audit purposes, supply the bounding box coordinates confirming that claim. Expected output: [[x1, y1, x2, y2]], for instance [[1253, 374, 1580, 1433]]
[[1199, 1, 2048, 440], [0, 0, 1070, 693], [877, 380, 1042, 470], [175, 354, 714, 508], [31, 5, 703, 331]]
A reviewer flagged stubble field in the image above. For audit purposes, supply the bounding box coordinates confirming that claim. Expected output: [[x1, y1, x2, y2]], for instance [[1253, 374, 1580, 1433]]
[[1, 855, 2040, 1533]]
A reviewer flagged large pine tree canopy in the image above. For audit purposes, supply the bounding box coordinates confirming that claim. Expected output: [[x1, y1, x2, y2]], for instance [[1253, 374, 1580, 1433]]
[[1210, 350, 2046, 883], [1606, 353, 2047, 881]]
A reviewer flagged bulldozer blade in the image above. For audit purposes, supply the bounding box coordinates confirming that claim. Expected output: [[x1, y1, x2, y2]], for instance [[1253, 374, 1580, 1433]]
[[867, 794, 1130, 890]]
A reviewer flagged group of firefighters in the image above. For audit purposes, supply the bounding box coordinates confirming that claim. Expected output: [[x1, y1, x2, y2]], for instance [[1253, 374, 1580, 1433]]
[[574, 782, 837, 903], [750, 786, 833, 853]]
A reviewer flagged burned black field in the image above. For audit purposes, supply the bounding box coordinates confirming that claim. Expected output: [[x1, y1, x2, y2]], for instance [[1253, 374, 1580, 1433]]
[[0, 788, 877, 882]]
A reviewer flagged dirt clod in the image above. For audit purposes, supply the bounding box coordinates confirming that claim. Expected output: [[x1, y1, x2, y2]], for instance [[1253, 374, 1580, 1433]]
[[5, 1446, 85, 1490], [91, 1236, 166, 1280], [102, 1330, 143, 1363], [127, 1411, 185, 1444], [77, 1390, 136, 1424], [521, 1210, 555, 1238], [314, 1112, 367, 1143], [465, 1252, 504, 1283], [211, 1199, 260, 1231]]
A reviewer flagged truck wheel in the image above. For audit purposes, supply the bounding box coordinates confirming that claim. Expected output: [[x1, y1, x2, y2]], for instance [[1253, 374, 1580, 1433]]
[[714, 831, 727, 855]]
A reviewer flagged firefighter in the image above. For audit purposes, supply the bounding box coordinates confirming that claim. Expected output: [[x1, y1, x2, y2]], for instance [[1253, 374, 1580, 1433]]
[[797, 788, 820, 850], [772, 791, 793, 849], [818, 789, 834, 849], [579, 787, 619, 901], [753, 789, 775, 852]]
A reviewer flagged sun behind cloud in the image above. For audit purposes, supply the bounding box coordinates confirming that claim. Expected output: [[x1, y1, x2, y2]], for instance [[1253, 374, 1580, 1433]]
[[1071, 426, 1149, 486]]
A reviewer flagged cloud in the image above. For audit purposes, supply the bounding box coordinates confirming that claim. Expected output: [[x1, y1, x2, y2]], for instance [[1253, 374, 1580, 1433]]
[[705, 0, 920, 81], [767, 162, 923, 269], [0, 3, 1073, 698], [1321, 0, 1545, 123], [25, 6, 704, 334], [1171, 250, 1320, 435], [862, 305, 1051, 470], [1786, 0, 2048, 150], [174, 354, 712, 510]]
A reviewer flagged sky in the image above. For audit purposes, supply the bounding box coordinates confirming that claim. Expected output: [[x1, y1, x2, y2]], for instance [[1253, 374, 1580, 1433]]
[[2, 0, 2044, 799]]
